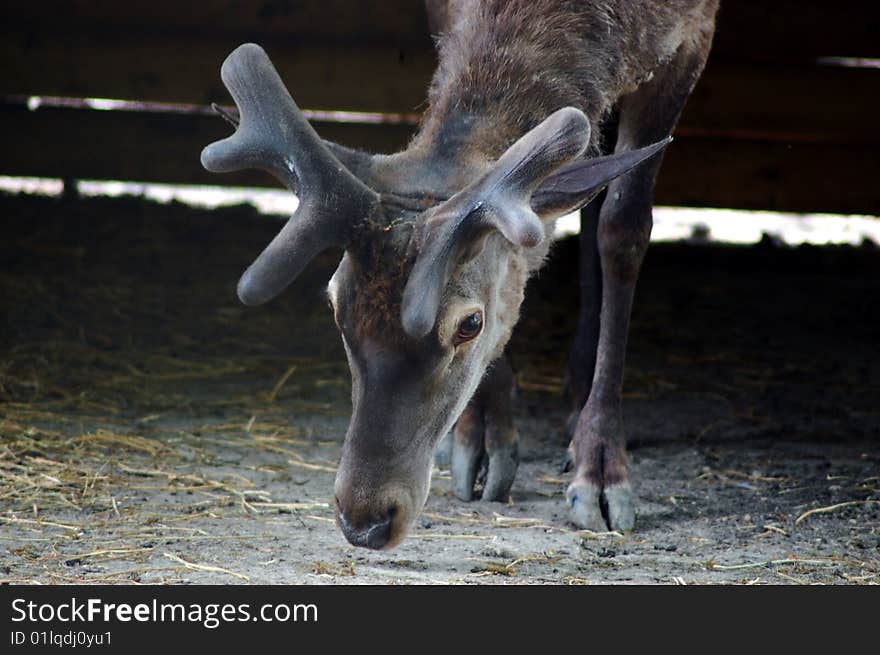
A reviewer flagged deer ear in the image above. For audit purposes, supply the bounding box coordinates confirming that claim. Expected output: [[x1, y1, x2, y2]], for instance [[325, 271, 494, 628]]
[[530, 137, 672, 219]]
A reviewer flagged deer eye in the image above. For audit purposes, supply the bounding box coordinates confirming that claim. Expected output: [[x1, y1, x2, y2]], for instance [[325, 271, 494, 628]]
[[454, 311, 483, 346]]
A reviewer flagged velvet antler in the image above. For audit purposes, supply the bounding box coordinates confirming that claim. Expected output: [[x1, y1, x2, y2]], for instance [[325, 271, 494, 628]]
[[201, 43, 380, 306], [400, 107, 591, 338], [401, 107, 670, 338]]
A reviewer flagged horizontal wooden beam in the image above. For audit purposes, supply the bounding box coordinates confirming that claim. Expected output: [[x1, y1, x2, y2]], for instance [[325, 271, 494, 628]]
[[681, 62, 880, 144], [1, 31, 437, 112], [0, 105, 415, 187], [4, 21, 878, 146], [4, 0, 877, 60], [2, 105, 876, 215], [656, 138, 878, 215], [4, 3, 880, 109], [2, 1, 434, 46], [711, 0, 880, 61]]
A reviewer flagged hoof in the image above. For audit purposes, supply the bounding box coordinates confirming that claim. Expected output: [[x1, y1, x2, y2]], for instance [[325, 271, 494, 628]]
[[566, 482, 607, 532], [451, 442, 481, 501], [452, 439, 519, 502], [482, 442, 518, 502], [566, 480, 636, 532], [604, 482, 635, 532]]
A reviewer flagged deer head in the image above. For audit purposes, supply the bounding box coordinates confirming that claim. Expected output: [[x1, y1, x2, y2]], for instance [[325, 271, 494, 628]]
[[203, 44, 668, 549]]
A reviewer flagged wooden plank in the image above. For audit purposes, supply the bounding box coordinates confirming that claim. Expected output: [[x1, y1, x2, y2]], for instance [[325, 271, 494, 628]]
[[0, 105, 415, 187], [2, 106, 877, 215], [3, 1, 874, 217], [0, 31, 436, 112], [4, 21, 878, 147], [655, 137, 880, 215], [711, 0, 880, 61], [3, 0, 877, 60], [679, 62, 880, 144], [1, 1, 433, 45]]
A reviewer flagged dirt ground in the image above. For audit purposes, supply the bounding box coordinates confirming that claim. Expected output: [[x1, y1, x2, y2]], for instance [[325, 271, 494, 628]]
[[1, 193, 878, 585]]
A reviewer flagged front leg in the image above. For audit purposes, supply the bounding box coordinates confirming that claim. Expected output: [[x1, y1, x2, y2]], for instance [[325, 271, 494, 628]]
[[565, 140, 657, 531], [567, 169, 652, 531], [566, 265, 640, 532], [449, 357, 518, 502], [567, 43, 712, 532]]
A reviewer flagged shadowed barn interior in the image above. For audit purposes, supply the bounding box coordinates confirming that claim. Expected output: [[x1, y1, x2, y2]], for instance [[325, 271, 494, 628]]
[[0, 1, 878, 583]]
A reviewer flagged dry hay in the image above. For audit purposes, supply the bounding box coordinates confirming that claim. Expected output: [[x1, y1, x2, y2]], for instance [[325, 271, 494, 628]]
[[0, 334, 346, 583], [2, 195, 879, 585]]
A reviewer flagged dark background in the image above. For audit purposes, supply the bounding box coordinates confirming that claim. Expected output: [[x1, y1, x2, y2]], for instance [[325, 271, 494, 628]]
[[1, 0, 879, 214]]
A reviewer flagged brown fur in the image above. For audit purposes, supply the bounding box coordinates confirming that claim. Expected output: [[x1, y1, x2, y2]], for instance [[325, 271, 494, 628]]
[[326, 0, 719, 547], [207, 1, 719, 549], [347, 222, 416, 344], [416, 0, 717, 160]]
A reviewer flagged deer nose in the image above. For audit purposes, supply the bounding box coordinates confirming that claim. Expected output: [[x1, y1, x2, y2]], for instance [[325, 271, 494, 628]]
[[336, 502, 396, 550]]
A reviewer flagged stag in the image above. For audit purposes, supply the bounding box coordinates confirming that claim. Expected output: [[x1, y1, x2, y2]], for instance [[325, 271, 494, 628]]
[[202, 0, 719, 549]]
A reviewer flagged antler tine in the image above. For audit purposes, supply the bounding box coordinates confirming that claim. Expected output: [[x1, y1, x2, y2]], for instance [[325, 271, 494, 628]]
[[401, 108, 590, 338], [201, 43, 379, 306]]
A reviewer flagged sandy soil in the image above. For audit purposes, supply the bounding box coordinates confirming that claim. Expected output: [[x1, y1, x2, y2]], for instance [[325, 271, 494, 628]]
[[1, 194, 878, 584]]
